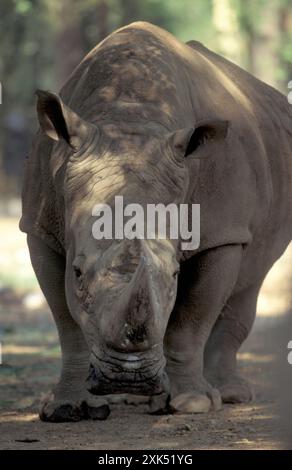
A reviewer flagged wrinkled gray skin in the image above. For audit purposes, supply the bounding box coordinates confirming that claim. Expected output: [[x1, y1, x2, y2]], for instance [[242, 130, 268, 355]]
[[20, 22, 292, 421]]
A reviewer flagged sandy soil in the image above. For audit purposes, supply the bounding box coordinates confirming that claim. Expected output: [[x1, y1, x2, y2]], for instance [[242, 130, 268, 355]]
[[0, 217, 292, 450]]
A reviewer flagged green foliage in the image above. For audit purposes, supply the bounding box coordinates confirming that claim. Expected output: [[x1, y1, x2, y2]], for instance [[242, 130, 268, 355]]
[[0, 0, 55, 110]]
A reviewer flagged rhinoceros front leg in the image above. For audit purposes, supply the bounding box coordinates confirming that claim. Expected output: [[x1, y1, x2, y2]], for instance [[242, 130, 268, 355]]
[[160, 245, 243, 414], [27, 235, 109, 422]]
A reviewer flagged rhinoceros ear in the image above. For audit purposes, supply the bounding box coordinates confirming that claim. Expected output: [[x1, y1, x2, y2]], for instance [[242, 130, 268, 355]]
[[36, 90, 92, 151], [171, 120, 229, 158]]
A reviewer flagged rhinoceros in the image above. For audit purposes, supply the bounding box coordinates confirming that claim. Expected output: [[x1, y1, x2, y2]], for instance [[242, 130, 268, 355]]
[[20, 21, 292, 422]]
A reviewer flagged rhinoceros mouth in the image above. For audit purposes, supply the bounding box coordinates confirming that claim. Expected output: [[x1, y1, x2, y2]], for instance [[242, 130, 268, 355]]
[[86, 347, 169, 395]]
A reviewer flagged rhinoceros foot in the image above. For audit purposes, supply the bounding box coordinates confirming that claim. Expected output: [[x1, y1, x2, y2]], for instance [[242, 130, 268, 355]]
[[169, 388, 222, 414], [39, 391, 110, 422], [149, 379, 221, 414], [214, 375, 254, 404]]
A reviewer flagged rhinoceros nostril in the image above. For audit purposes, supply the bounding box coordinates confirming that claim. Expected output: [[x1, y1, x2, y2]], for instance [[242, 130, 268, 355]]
[[125, 323, 147, 344], [88, 363, 98, 381]]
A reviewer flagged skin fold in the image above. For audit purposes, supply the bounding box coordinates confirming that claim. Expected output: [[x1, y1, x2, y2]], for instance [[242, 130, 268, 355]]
[[20, 22, 292, 421]]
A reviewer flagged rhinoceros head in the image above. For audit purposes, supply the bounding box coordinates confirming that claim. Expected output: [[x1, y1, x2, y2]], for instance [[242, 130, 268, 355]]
[[36, 90, 228, 396]]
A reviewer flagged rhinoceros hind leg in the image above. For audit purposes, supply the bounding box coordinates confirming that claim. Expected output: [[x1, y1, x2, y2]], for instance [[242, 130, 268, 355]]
[[204, 281, 262, 404], [218, 376, 254, 403]]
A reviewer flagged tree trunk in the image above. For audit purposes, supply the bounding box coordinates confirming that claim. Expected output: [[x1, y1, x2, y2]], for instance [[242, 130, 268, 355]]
[[56, 0, 84, 89]]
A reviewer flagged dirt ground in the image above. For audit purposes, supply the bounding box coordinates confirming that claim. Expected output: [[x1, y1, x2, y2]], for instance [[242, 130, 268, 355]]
[[0, 216, 292, 450]]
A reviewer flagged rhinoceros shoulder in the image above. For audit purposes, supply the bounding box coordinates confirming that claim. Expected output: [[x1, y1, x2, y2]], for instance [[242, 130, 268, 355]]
[[20, 131, 65, 256]]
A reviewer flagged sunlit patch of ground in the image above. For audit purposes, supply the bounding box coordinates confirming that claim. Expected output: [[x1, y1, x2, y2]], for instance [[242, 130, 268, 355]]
[[0, 217, 38, 291], [238, 352, 275, 364], [257, 243, 292, 318]]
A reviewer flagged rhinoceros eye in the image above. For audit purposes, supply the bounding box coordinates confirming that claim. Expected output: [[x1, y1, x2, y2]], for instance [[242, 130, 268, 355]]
[[73, 266, 83, 280], [73, 266, 84, 296], [172, 268, 180, 278]]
